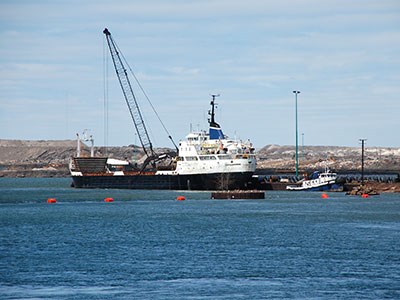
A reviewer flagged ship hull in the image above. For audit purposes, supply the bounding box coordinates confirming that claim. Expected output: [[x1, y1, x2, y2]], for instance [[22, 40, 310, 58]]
[[286, 182, 343, 191], [71, 172, 254, 190]]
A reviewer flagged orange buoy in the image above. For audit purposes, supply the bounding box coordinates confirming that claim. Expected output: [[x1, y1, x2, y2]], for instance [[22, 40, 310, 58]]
[[361, 193, 369, 198], [321, 193, 329, 199], [47, 198, 57, 204], [176, 195, 186, 201], [104, 197, 114, 202]]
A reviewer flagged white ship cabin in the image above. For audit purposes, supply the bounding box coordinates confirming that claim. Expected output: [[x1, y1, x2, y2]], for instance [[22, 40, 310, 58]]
[[178, 131, 255, 160]]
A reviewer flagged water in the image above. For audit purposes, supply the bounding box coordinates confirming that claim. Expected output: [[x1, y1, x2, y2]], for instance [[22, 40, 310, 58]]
[[1, 178, 399, 299]]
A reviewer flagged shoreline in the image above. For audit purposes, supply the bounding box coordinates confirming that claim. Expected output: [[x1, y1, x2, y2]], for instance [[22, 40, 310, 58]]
[[1, 139, 399, 193], [1, 170, 399, 194]]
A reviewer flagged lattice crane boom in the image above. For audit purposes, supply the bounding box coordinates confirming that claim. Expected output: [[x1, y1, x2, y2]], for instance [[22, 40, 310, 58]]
[[103, 28, 155, 158]]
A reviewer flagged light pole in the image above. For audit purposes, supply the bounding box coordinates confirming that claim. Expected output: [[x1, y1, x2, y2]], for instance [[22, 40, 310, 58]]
[[359, 139, 367, 185], [293, 91, 300, 176], [301, 133, 304, 161]]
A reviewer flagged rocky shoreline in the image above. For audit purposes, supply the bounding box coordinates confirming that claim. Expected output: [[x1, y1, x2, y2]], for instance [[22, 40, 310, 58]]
[[344, 182, 400, 195]]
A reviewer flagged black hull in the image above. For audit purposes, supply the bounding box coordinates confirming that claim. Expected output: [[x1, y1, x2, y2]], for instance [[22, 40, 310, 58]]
[[71, 172, 254, 191]]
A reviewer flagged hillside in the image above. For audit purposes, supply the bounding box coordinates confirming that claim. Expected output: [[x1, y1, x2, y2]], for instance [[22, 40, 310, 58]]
[[257, 144, 400, 173], [0, 139, 399, 177]]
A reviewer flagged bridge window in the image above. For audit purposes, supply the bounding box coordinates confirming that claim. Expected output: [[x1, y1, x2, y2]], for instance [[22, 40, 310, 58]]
[[199, 155, 217, 160], [185, 156, 198, 161]]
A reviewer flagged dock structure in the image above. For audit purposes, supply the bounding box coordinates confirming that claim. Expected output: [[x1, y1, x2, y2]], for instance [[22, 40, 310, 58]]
[[211, 190, 265, 199]]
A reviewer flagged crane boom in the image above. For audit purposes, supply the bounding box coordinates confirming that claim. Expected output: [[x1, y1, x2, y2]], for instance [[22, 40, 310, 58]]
[[103, 28, 155, 158]]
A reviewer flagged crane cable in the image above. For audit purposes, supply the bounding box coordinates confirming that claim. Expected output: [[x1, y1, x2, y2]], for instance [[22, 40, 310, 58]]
[[115, 42, 179, 151]]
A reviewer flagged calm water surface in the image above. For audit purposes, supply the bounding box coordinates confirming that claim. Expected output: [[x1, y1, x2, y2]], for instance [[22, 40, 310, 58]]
[[1, 178, 399, 299]]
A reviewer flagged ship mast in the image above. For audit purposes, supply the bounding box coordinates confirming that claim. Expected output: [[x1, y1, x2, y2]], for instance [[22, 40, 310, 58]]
[[208, 94, 224, 139], [209, 94, 219, 127]]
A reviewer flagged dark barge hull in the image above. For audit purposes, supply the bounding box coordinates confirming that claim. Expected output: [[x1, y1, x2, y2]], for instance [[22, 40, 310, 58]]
[[71, 172, 254, 191]]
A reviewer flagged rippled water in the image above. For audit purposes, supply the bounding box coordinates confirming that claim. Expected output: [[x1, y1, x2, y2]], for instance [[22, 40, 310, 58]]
[[1, 178, 399, 299]]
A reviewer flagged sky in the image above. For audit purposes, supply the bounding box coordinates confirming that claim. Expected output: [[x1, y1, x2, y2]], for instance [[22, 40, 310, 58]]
[[1, 0, 399, 149]]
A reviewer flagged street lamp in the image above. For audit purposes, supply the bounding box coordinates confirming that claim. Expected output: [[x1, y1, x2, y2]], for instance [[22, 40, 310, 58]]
[[359, 139, 367, 185], [293, 91, 300, 176]]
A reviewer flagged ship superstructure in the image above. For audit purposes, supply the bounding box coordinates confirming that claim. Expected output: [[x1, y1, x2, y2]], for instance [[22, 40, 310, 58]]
[[157, 95, 256, 178]]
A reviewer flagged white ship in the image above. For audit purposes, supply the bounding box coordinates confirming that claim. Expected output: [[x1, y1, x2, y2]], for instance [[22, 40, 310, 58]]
[[70, 29, 256, 190], [71, 96, 257, 190]]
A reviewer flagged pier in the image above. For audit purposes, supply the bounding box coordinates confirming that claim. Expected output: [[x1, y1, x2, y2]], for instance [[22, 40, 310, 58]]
[[211, 190, 265, 199]]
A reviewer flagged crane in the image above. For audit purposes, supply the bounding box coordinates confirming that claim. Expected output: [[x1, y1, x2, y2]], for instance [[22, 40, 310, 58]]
[[103, 28, 155, 157], [102, 27, 179, 171]]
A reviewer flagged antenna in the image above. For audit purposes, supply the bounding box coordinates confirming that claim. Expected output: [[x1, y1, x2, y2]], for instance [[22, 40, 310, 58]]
[[76, 133, 81, 157], [82, 129, 95, 157], [211, 93, 220, 100]]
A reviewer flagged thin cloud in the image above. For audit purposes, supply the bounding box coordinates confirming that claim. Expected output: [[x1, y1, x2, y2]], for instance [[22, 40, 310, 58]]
[[0, 0, 399, 147]]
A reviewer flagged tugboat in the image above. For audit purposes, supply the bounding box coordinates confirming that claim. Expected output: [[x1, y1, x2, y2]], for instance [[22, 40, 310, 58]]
[[286, 168, 341, 191], [69, 28, 256, 190]]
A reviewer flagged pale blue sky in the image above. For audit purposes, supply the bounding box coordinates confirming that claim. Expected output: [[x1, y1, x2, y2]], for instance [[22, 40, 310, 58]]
[[1, 0, 399, 148]]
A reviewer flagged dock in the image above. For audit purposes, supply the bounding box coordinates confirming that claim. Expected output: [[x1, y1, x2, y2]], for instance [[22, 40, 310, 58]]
[[211, 190, 265, 199]]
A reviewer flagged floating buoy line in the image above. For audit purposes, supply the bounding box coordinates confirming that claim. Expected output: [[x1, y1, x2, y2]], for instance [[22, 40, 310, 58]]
[[45, 196, 191, 203], [46, 197, 117, 203]]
